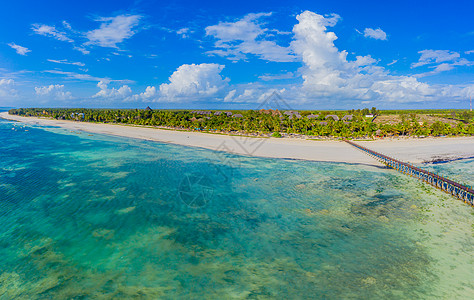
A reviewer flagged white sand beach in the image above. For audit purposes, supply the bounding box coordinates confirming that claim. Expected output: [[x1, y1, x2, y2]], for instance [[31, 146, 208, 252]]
[[2, 112, 473, 166], [358, 138, 474, 164]]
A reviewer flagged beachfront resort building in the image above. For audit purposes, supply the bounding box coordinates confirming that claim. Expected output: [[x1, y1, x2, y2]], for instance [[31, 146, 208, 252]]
[[325, 115, 339, 121], [283, 111, 302, 119], [342, 114, 353, 121]]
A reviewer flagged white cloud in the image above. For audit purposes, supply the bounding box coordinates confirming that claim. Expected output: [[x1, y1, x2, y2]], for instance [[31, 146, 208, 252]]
[[224, 89, 236, 102], [35, 84, 73, 100], [258, 72, 295, 81], [43, 70, 133, 85], [221, 86, 288, 103], [131, 86, 157, 102], [18, 10, 474, 107], [141, 86, 156, 98], [44, 70, 107, 82], [288, 11, 440, 103], [412, 50, 460, 68], [411, 50, 473, 77], [466, 50, 474, 55], [322, 13, 341, 27], [8, 43, 31, 56], [74, 46, 90, 55], [292, 11, 354, 90], [354, 55, 378, 67], [176, 27, 190, 38], [158, 63, 229, 101], [0, 79, 17, 98], [85, 15, 142, 48], [0, 79, 14, 85], [62, 21, 72, 30], [93, 81, 132, 99], [47, 59, 85, 67], [387, 59, 398, 66], [418, 63, 454, 77], [32, 24, 73, 42], [31, 22, 91, 55], [223, 88, 255, 103], [363, 28, 387, 40], [205, 13, 296, 62]]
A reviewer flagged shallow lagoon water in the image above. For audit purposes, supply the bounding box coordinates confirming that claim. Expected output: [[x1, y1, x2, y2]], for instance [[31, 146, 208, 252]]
[[0, 117, 473, 299], [422, 158, 474, 188]]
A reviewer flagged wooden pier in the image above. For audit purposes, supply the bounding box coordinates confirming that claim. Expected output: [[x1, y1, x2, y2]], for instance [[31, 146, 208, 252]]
[[345, 140, 474, 207]]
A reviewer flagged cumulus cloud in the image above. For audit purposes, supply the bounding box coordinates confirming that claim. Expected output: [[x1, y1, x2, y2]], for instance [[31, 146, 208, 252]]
[[129, 86, 157, 102], [205, 13, 296, 62], [159, 63, 229, 101], [8, 43, 31, 56], [292, 11, 356, 91], [140, 86, 157, 98], [93, 81, 132, 99], [288, 11, 440, 103], [47, 59, 85, 67], [32, 24, 73, 42], [25, 10, 474, 107], [362, 28, 387, 40], [152, 11, 471, 106], [86, 15, 142, 48], [0, 79, 17, 98], [35, 84, 73, 100]]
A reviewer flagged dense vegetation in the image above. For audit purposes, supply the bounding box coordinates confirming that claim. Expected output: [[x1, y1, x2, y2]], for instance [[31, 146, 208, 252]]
[[8, 107, 474, 138]]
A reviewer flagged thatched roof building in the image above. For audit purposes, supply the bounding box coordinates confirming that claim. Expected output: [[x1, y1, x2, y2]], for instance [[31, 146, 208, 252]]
[[307, 114, 319, 119], [342, 114, 353, 121], [191, 110, 211, 115], [325, 115, 339, 121], [284, 111, 302, 119]]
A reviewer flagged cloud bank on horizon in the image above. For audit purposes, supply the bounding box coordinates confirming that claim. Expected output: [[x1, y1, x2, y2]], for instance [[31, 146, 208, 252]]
[[1, 1, 473, 109]]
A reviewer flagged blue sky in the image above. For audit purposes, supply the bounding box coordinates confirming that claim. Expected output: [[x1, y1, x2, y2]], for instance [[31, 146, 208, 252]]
[[1, 0, 473, 109]]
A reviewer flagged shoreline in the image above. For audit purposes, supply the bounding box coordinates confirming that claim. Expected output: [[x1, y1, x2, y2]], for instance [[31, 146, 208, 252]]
[[2, 112, 474, 166]]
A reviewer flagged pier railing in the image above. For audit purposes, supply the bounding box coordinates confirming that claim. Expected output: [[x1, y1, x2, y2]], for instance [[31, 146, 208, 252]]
[[345, 140, 474, 207]]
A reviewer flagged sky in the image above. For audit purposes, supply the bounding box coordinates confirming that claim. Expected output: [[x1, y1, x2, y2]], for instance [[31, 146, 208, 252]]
[[1, 0, 473, 109]]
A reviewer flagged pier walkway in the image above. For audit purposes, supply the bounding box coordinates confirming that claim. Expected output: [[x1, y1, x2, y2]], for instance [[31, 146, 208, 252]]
[[345, 140, 474, 207]]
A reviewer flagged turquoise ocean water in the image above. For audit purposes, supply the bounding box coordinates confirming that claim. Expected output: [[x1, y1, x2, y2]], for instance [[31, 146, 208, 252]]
[[0, 116, 472, 299]]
